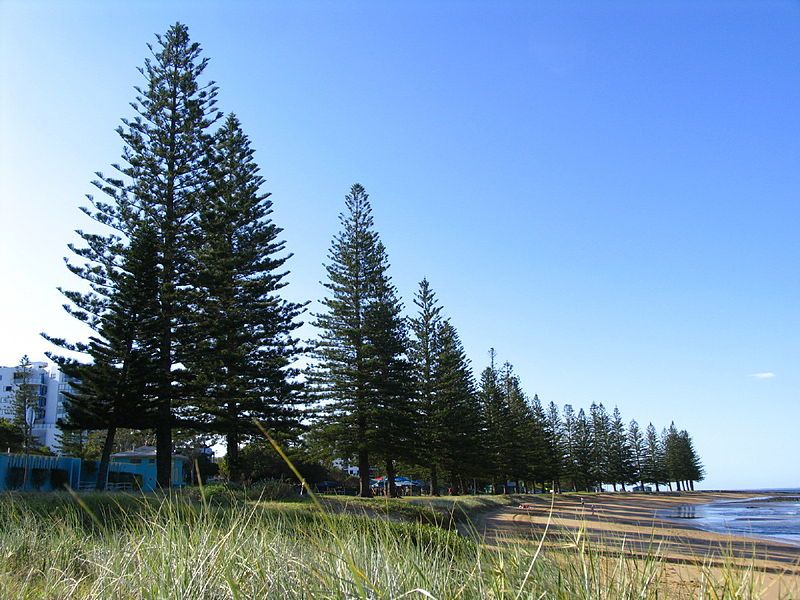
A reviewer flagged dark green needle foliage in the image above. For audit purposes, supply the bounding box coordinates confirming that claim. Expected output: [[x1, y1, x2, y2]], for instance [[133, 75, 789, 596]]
[[431, 320, 483, 492], [110, 23, 221, 487], [310, 184, 412, 497], [184, 114, 305, 482], [590, 402, 611, 488], [52, 225, 161, 489], [544, 400, 566, 491], [642, 422, 667, 491], [408, 279, 444, 493], [606, 406, 635, 491], [12, 356, 39, 454], [500, 363, 542, 491], [572, 408, 596, 492], [408, 279, 482, 495], [664, 423, 705, 491], [627, 419, 646, 490], [47, 23, 220, 488]]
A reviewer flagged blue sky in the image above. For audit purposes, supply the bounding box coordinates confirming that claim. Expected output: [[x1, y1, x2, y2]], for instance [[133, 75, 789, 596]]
[[1, 1, 797, 489]]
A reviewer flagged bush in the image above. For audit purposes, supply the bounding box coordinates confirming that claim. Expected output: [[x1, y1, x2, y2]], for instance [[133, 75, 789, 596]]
[[245, 479, 298, 501], [49, 469, 69, 490], [5, 467, 23, 489], [179, 482, 246, 507], [30, 468, 47, 490]]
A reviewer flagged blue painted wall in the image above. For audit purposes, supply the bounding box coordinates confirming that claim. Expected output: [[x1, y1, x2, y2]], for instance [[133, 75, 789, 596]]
[[0, 454, 188, 492]]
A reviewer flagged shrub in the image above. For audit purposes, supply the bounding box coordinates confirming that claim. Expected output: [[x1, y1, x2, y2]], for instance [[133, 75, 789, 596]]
[[30, 468, 48, 490], [49, 469, 69, 490], [245, 479, 298, 501]]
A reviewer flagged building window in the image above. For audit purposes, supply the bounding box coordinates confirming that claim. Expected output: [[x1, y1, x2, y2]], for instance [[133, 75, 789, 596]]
[[4, 386, 10, 392]]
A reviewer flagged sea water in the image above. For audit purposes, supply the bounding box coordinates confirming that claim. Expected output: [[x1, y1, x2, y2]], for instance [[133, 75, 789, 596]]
[[658, 492, 800, 546]]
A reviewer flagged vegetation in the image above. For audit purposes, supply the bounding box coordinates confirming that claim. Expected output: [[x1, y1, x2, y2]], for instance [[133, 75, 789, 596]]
[[31, 22, 706, 498], [308, 184, 414, 498], [11, 356, 39, 457], [0, 492, 782, 600]]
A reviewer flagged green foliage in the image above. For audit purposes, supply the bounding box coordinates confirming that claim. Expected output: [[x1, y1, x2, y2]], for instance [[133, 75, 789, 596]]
[[58, 430, 102, 460], [606, 407, 635, 490], [12, 355, 39, 451], [664, 423, 705, 488], [44, 23, 222, 488], [478, 352, 512, 488], [184, 114, 304, 481], [408, 280, 483, 494], [0, 492, 770, 599], [309, 184, 413, 497], [225, 441, 329, 485], [0, 419, 23, 452], [627, 419, 646, 488], [35, 23, 708, 504], [245, 479, 298, 501], [45, 23, 304, 490]]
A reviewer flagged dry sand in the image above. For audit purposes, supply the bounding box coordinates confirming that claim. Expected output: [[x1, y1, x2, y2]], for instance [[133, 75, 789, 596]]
[[472, 492, 799, 598]]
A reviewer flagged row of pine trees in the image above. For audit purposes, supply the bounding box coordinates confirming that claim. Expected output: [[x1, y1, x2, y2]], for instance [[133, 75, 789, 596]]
[[48, 23, 703, 496]]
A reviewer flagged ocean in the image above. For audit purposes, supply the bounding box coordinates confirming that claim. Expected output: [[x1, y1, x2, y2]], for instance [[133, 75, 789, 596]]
[[658, 491, 800, 546]]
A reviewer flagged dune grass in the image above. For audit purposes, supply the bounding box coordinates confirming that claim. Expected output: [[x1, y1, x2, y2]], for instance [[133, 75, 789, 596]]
[[0, 489, 793, 599]]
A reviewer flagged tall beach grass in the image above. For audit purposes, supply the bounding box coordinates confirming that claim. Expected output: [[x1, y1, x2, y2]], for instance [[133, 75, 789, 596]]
[[0, 490, 794, 599]]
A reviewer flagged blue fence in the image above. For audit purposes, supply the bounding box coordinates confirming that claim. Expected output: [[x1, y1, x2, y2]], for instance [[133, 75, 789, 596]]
[[0, 453, 187, 492]]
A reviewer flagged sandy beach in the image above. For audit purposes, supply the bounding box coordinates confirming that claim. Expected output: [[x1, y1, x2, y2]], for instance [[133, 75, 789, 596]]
[[473, 492, 800, 598]]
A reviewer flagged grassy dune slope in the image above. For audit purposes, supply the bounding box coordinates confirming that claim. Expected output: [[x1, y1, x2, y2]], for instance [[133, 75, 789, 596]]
[[0, 491, 796, 599]]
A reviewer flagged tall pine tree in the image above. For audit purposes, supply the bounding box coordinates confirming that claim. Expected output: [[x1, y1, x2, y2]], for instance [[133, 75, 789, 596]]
[[48, 23, 221, 488], [478, 351, 512, 492], [310, 184, 411, 497], [408, 279, 445, 494], [184, 114, 304, 481], [433, 320, 482, 493], [55, 225, 161, 489], [627, 419, 646, 490], [606, 406, 634, 491], [113, 23, 220, 486]]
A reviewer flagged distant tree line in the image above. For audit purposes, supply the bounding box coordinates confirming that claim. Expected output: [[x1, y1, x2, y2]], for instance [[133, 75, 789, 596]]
[[44, 23, 704, 495]]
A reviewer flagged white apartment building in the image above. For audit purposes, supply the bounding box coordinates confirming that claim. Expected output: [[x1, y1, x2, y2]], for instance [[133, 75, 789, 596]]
[[0, 361, 71, 451]]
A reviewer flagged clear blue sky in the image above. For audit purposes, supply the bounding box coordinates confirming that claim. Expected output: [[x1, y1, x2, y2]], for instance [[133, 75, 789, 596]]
[[1, 1, 797, 490]]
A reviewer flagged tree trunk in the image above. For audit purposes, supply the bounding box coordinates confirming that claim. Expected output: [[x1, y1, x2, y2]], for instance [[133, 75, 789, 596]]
[[358, 448, 372, 497], [95, 427, 117, 491], [156, 420, 172, 489], [621, 481, 627, 492], [430, 464, 439, 496], [655, 481, 660, 492], [156, 191, 175, 490], [226, 432, 240, 482], [612, 482, 617, 492], [386, 458, 399, 498], [155, 324, 173, 489], [690, 480, 695, 491]]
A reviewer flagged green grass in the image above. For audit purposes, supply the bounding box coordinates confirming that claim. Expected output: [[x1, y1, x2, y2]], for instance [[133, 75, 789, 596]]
[[0, 490, 791, 599]]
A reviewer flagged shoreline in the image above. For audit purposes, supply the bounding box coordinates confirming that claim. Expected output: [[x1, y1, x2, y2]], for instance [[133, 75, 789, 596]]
[[472, 491, 800, 569], [654, 492, 800, 548], [471, 491, 800, 598]]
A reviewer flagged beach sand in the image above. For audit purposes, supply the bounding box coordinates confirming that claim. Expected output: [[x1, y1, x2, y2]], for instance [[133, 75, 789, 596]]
[[472, 492, 800, 598]]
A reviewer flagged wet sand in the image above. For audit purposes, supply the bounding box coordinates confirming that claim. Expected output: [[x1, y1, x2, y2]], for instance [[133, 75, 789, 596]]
[[471, 492, 800, 598]]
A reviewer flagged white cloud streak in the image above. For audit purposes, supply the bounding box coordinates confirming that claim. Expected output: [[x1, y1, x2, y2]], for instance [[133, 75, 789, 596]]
[[749, 372, 775, 380]]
